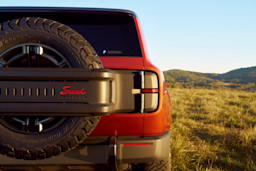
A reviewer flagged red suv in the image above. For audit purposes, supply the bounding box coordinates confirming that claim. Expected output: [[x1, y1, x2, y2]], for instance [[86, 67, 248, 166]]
[[0, 7, 171, 171]]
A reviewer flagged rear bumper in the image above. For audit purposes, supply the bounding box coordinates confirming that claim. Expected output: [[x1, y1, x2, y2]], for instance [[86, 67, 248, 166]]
[[0, 131, 170, 168]]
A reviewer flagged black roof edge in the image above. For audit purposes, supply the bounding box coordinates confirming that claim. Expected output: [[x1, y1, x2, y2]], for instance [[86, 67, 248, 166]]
[[0, 6, 137, 17]]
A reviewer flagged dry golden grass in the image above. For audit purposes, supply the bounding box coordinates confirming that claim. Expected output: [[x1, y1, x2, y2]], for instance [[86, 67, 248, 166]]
[[168, 87, 256, 171]]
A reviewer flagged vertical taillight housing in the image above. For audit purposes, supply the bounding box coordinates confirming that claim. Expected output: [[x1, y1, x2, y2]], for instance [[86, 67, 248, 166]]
[[110, 70, 159, 114], [142, 71, 159, 113]]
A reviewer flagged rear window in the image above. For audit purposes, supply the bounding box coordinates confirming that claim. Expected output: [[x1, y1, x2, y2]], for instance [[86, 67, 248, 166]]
[[68, 15, 142, 57], [0, 11, 142, 57]]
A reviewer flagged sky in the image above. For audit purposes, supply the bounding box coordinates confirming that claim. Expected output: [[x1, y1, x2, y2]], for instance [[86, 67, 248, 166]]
[[1, 0, 256, 73]]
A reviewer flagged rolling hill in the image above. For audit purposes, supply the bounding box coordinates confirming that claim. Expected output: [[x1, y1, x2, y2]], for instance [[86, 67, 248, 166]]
[[164, 66, 256, 90]]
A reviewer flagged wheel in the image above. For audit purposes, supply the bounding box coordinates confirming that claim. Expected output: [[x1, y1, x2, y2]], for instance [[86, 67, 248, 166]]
[[0, 17, 102, 160], [131, 152, 171, 171]]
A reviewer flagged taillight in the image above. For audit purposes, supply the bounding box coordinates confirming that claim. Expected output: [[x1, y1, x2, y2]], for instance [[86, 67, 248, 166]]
[[123, 143, 152, 146], [109, 70, 159, 114], [141, 89, 159, 93], [143, 71, 159, 113]]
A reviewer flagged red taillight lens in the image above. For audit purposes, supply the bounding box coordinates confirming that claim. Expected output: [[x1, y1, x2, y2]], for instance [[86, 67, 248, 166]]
[[123, 143, 152, 146], [141, 89, 159, 93]]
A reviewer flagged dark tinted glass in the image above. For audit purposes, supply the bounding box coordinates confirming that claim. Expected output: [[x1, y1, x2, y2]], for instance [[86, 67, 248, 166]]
[[0, 10, 142, 57], [69, 17, 142, 57]]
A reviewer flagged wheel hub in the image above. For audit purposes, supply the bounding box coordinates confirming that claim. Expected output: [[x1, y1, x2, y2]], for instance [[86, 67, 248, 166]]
[[0, 43, 71, 133]]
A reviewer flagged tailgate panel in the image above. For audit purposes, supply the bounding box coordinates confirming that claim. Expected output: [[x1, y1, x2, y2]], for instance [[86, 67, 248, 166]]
[[0, 81, 110, 103], [0, 68, 114, 116], [0, 68, 159, 116]]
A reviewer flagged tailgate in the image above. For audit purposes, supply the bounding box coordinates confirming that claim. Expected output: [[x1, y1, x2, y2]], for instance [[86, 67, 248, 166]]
[[0, 68, 159, 116], [0, 68, 114, 116]]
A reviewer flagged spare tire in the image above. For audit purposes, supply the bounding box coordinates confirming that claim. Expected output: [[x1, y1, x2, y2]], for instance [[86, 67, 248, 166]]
[[0, 17, 102, 160]]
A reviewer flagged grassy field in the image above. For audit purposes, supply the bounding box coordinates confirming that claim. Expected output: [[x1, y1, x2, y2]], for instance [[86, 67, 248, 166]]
[[168, 87, 256, 170]]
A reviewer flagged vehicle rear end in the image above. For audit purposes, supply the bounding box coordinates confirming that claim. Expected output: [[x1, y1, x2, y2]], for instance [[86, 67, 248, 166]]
[[0, 7, 171, 171]]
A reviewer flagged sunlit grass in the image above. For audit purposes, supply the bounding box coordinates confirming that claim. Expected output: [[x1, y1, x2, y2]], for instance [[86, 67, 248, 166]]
[[169, 87, 256, 170]]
